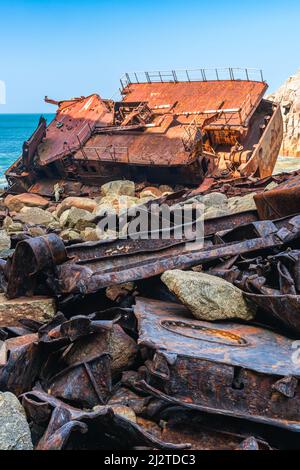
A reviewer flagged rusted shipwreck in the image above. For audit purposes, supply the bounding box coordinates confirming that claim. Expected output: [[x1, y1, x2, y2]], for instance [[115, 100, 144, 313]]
[[6, 68, 283, 193]]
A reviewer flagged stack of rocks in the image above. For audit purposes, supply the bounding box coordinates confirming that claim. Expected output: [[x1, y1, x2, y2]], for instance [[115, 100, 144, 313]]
[[268, 68, 300, 156]]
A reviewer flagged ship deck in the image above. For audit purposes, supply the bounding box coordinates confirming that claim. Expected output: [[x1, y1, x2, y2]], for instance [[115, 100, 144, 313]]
[[122, 80, 267, 127], [37, 78, 267, 168]]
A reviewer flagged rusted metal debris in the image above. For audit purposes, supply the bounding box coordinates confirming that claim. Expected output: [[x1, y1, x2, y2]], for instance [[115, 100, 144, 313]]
[[3, 212, 300, 299], [21, 390, 278, 450], [21, 390, 188, 450], [1, 289, 299, 449], [208, 248, 300, 335], [254, 173, 300, 219], [134, 297, 300, 431], [3, 170, 300, 449]]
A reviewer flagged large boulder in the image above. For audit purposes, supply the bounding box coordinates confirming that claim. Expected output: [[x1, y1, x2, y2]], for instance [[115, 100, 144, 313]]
[[0, 294, 56, 327], [101, 180, 135, 197], [0, 392, 33, 450], [16, 207, 54, 226], [56, 196, 97, 217], [161, 270, 255, 321], [4, 193, 49, 212]]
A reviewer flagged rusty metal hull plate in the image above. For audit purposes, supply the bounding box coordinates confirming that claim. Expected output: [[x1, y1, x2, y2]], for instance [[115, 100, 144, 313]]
[[254, 174, 300, 220], [123, 81, 267, 128]]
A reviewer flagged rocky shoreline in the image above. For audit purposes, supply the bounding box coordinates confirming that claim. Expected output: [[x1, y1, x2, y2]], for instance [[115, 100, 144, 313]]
[[0, 179, 259, 249], [268, 69, 300, 157]]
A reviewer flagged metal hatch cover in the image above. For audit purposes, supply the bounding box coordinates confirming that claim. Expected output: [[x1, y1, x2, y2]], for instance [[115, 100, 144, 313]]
[[135, 297, 300, 377], [134, 297, 300, 430]]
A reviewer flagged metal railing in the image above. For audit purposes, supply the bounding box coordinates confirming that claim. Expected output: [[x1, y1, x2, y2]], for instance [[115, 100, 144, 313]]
[[120, 67, 264, 89]]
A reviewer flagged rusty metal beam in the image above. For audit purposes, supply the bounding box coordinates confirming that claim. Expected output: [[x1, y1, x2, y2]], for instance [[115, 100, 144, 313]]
[[5, 214, 300, 298]]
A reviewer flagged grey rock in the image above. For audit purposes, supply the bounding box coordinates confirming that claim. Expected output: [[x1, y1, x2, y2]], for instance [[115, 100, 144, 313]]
[[203, 192, 228, 209], [0, 392, 33, 450], [0, 230, 11, 251], [80, 227, 100, 241], [227, 192, 257, 213], [62, 207, 95, 229], [161, 269, 255, 321], [60, 229, 82, 241], [17, 207, 54, 226]]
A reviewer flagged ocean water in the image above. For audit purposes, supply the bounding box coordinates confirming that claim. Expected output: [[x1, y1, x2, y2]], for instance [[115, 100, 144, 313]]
[[0, 114, 54, 187]]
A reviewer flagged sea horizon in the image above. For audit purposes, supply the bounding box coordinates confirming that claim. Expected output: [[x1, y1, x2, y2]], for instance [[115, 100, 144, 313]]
[[0, 112, 52, 114]]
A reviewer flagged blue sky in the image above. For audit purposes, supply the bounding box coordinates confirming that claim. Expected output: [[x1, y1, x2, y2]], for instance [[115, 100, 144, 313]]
[[0, 0, 299, 113]]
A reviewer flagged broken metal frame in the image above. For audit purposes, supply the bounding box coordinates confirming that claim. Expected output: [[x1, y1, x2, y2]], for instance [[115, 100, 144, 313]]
[[5, 213, 300, 298]]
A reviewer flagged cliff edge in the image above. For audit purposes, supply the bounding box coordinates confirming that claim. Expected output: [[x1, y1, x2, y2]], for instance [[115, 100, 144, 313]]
[[268, 69, 300, 156]]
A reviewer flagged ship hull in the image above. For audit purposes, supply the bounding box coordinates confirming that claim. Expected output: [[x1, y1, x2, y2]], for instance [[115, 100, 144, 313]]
[[5, 79, 283, 195], [5, 103, 283, 195]]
